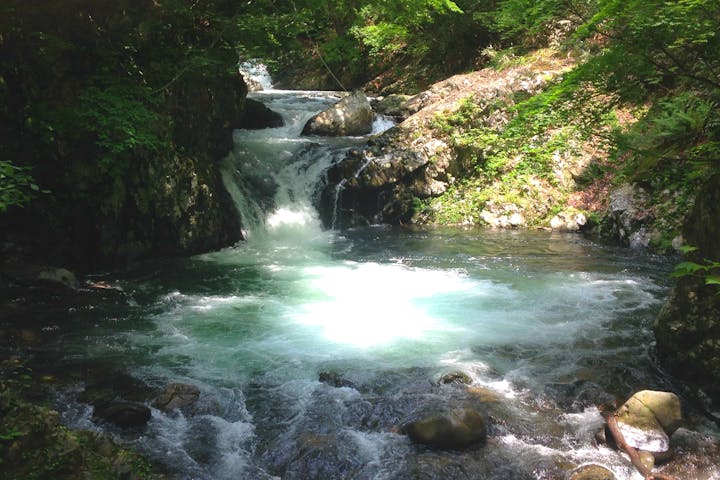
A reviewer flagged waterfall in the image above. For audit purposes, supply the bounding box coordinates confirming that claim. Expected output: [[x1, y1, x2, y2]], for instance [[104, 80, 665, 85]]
[[222, 88, 393, 240]]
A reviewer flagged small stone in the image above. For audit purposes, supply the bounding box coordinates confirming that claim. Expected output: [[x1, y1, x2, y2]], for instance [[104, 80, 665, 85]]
[[637, 450, 655, 471], [567, 464, 615, 480]]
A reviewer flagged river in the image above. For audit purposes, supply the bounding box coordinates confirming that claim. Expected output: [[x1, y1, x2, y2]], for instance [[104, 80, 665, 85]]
[[38, 87, 720, 479]]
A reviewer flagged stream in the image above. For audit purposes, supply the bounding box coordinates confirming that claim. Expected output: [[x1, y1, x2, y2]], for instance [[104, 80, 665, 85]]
[[27, 83, 720, 479]]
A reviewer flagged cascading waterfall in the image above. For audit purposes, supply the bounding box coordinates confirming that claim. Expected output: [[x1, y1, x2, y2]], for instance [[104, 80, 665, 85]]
[[46, 70, 720, 480]]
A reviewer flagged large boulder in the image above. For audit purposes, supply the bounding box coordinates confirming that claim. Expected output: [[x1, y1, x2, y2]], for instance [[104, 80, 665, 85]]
[[602, 184, 654, 248], [655, 174, 720, 406], [302, 91, 373, 136], [240, 98, 284, 129], [402, 407, 487, 449], [614, 390, 682, 453]]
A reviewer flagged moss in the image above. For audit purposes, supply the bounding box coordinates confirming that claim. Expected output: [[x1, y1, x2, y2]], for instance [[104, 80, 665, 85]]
[[0, 360, 165, 480]]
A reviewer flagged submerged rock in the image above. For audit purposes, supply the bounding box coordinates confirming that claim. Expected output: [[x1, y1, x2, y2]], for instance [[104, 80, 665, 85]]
[[319, 371, 355, 389], [438, 371, 473, 385], [614, 390, 682, 453], [302, 91, 373, 136], [93, 401, 151, 428], [154, 382, 201, 412], [402, 407, 487, 449]]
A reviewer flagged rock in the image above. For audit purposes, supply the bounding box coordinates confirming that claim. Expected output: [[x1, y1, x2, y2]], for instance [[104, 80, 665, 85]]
[[402, 408, 488, 449], [567, 464, 615, 480], [240, 98, 284, 129], [550, 210, 587, 232], [0, 263, 78, 289], [372, 94, 413, 120], [655, 174, 720, 406], [637, 450, 655, 471], [602, 184, 652, 248], [93, 401, 151, 428], [302, 91, 374, 136], [319, 371, 355, 389], [154, 382, 200, 412], [614, 390, 682, 453], [438, 371, 473, 385], [37, 267, 79, 288]]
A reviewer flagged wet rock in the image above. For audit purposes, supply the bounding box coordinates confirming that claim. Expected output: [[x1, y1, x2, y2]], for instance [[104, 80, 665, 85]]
[[319, 371, 355, 389], [154, 382, 201, 412], [544, 379, 615, 412], [0, 263, 78, 289], [240, 98, 284, 129], [614, 390, 682, 453], [438, 371, 473, 385], [402, 407, 488, 449], [637, 449, 655, 470], [302, 90, 373, 136], [93, 401, 151, 428], [567, 464, 615, 480]]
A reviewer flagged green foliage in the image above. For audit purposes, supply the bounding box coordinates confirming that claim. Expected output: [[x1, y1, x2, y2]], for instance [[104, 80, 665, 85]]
[[0, 161, 40, 212], [75, 82, 170, 177], [614, 92, 719, 183]]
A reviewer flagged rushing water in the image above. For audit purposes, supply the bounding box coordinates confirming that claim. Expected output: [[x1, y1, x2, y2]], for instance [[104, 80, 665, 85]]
[[40, 89, 719, 479]]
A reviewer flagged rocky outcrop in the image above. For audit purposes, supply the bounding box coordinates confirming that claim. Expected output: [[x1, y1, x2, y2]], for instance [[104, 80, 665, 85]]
[[655, 174, 720, 406], [600, 184, 655, 248], [319, 59, 574, 228], [302, 91, 374, 136], [0, 4, 246, 269]]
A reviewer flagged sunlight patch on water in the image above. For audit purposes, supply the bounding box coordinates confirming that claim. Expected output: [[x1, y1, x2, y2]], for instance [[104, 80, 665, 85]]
[[292, 262, 477, 347]]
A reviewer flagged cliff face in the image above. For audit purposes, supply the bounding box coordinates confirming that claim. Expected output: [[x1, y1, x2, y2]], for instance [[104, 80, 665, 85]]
[[0, 1, 244, 269], [655, 174, 720, 406]]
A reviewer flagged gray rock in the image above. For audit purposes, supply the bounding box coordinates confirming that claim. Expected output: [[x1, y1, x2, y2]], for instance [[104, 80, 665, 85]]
[[603, 184, 652, 248], [402, 407, 487, 449], [302, 91, 373, 136]]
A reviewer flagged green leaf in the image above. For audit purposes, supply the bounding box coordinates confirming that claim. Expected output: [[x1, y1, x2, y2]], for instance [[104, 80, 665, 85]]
[[705, 275, 720, 285]]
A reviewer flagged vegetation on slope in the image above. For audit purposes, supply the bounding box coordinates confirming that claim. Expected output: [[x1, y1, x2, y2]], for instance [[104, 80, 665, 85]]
[[417, 0, 720, 248]]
